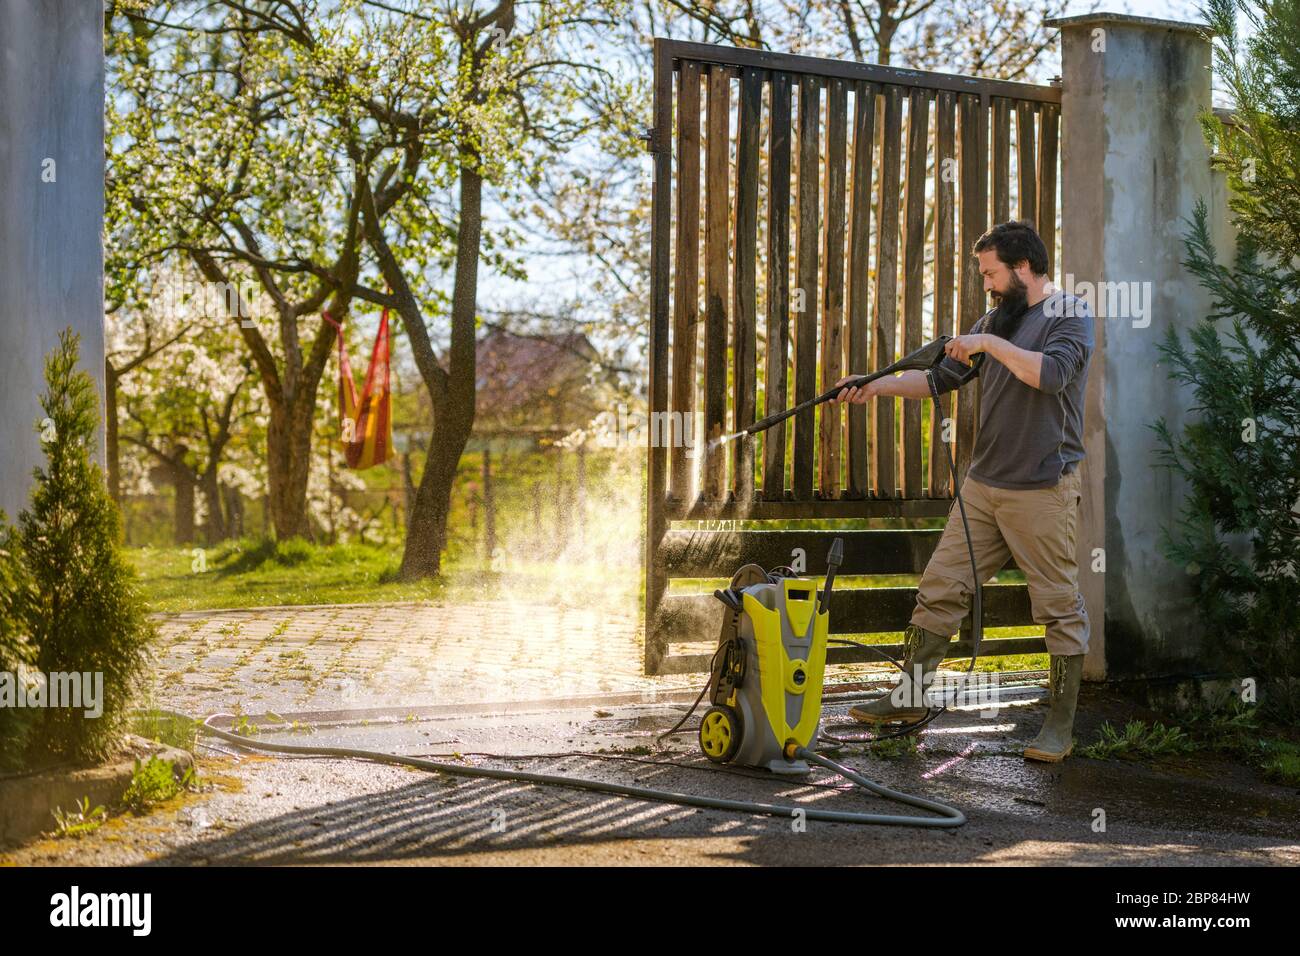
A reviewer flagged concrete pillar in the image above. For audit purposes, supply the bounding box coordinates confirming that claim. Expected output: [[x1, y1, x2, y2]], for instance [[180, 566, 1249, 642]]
[[0, 2, 106, 519], [1048, 13, 1236, 681]]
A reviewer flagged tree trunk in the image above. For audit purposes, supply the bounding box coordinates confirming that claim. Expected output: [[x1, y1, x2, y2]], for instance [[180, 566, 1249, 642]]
[[187, 249, 347, 544], [401, 451, 415, 531], [172, 461, 196, 545], [265, 398, 315, 540], [402, 449, 462, 577], [223, 484, 244, 538], [200, 468, 226, 545], [398, 163, 482, 578]]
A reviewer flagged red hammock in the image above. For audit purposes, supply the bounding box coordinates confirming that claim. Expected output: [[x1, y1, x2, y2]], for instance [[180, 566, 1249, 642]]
[[322, 309, 393, 470]]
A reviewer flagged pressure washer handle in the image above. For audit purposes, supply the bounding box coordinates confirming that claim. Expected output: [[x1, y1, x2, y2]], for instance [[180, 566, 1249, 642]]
[[713, 588, 743, 612], [739, 335, 962, 437], [819, 537, 844, 614], [739, 371, 886, 437]]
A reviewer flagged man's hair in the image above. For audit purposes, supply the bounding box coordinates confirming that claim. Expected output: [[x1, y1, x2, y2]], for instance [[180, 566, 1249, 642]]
[[973, 220, 1048, 276]]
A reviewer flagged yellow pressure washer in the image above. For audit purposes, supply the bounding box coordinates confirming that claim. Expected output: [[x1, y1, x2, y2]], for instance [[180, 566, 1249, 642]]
[[698, 540, 840, 773]]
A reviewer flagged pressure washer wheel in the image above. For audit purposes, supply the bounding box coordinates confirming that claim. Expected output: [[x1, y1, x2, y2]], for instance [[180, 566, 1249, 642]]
[[699, 705, 742, 763]]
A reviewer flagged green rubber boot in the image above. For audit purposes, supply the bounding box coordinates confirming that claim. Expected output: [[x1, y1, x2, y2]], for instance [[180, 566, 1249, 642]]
[[1023, 653, 1085, 762], [848, 624, 951, 725]]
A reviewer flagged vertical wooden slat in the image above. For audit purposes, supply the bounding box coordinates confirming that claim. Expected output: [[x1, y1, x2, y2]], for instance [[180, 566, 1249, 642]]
[[930, 89, 956, 498], [792, 74, 821, 500], [900, 87, 929, 498], [992, 96, 1011, 224], [1016, 100, 1037, 225], [818, 77, 848, 498], [670, 60, 701, 502], [957, 90, 990, 654], [763, 73, 793, 500], [703, 65, 730, 500], [974, 92, 991, 483], [845, 81, 876, 498], [1038, 103, 1059, 277], [732, 67, 761, 504], [956, 93, 989, 484], [644, 41, 673, 675], [871, 84, 903, 498]]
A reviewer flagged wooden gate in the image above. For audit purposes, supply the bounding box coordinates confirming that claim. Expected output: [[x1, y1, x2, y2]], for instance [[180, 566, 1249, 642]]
[[644, 39, 1061, 675]]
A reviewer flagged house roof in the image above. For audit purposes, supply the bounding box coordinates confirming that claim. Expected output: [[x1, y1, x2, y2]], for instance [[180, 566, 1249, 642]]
[[473, 328, 602, 423]]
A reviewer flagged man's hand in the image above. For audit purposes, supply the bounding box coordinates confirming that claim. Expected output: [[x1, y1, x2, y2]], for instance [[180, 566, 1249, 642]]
[[944, 333, 990, 365], [832, 375, 883, 404]]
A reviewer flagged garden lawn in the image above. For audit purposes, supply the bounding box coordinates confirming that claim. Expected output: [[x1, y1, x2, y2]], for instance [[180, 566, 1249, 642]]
[[128, 538, 444, 612]]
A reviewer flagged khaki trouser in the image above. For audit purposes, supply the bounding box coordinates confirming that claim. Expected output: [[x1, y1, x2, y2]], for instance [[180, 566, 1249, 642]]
[[910, 467, 1089, 656]]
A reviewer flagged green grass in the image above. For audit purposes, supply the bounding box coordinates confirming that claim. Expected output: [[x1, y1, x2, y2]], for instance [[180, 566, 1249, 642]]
[[130, 538, 447, 611], [129, 536, 643, 612], [121, 755, 197, 814], [128, 709, 199, 752], [863, 734, 920, 760], [50, 797, 108, 839], [1080, 703, 1300, 786], [1080, 720, 1197, 760], [1182, 701, 1300, 787], [1259, 740, 1300, 787], [956, 652, 1048, 672], [827, 628, 1048, 679]]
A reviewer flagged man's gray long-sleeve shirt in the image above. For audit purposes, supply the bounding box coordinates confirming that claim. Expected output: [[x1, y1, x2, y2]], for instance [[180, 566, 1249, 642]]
[[929, 290, 1094, 490]]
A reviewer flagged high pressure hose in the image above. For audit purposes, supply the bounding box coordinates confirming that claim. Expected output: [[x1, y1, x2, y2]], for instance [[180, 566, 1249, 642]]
[[713, 336, 958, 447], [153, 710, 965, 828]]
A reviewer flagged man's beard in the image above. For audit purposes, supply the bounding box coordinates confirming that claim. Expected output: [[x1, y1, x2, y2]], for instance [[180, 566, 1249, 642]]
[[988, 272, 1031, 339]]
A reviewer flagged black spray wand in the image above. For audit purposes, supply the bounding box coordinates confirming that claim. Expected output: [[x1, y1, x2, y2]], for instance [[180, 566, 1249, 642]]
[[709, 335, 982, 451]]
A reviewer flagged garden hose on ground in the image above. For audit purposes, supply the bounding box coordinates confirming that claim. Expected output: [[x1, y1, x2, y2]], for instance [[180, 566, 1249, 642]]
[[154, 710, 965, 829]]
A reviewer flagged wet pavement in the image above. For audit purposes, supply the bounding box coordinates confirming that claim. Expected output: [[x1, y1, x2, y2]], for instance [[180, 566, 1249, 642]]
[[145, 599, 704, 718], [5, 674, 1298, 866]]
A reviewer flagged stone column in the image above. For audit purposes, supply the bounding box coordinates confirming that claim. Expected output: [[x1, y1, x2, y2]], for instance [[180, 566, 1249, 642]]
[[0, 1, 106, 518], [1047, 13, 1236, 680]]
